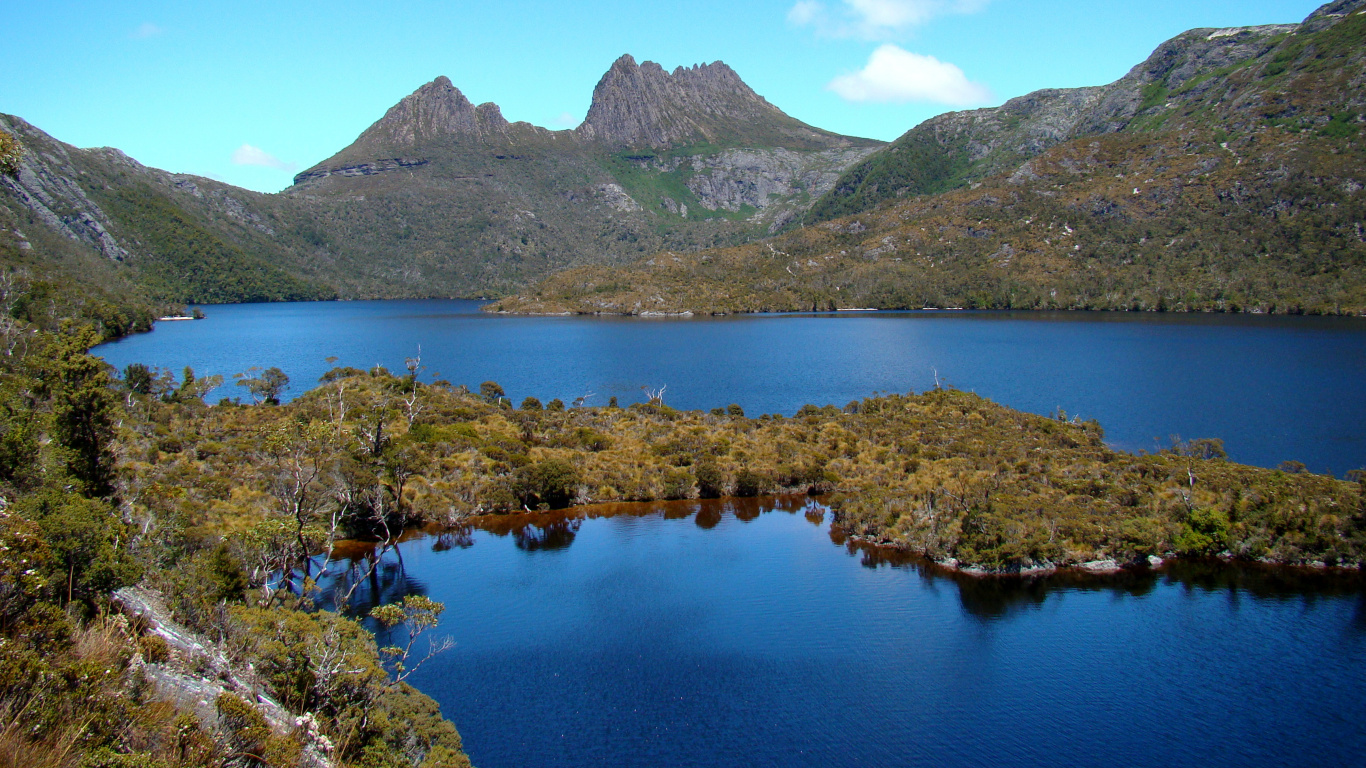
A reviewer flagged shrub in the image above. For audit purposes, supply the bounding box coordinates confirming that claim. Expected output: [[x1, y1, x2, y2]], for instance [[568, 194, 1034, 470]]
[[515, 459, 581, 509]]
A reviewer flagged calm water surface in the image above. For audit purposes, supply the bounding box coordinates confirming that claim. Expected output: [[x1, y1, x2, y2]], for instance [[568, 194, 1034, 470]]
[[93, 300, 1366, 473], [325, 500, 1366, 768]]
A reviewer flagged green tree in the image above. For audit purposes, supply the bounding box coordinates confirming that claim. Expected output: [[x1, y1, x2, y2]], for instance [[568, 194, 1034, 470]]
[[515, 459, 580, 509], [21, 492, 141, 606], [0, 129, 20, 177], [479, 381, 505, 404], [235, 366, 289, 405], [370, 595, 454, 685], [169, 365, 222, 403], [123, 363, 155, 395], [43, 327, 118, 496]]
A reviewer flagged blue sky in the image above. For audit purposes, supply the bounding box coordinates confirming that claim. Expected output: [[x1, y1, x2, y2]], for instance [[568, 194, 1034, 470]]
[[3, 0, 1327, 193]]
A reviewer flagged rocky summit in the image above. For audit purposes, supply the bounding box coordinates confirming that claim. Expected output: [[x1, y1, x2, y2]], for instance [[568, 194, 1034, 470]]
[[577, 55, 862, 151]]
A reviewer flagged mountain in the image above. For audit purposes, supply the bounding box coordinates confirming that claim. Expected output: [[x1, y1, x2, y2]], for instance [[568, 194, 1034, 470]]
[[0, 56, 881, 313], [491, 1, 1366, 317], [807, 0, 1365, 223], [0, 115, 337, 337], [282, 57, 881, 296], [577, 55, 862, 151]]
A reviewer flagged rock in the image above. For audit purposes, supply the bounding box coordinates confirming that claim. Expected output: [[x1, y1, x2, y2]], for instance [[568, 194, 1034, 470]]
[[593, 183, 642, 212], [577, 55, 867, 151], [112, 586, 335, 767], [1147, 555, 1165, 568], [356, 76, 512, 147], [293, 157, 430, 186], [1079, 559, 1122, 573]]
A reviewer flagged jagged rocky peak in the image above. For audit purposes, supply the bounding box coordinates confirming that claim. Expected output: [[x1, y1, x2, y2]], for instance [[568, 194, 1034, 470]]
[[359, 75, 510, 147], [579, 54, 863, 151]]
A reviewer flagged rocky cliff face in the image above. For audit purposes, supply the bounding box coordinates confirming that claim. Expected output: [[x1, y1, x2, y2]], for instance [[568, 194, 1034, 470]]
[[577, 55, 869, 151], [357, 75, 512, 147]]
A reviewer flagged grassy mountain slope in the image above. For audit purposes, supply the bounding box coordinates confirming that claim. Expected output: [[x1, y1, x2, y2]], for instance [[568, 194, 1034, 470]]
[[491, 5, 1366, 316], [0, 116, 336, 311]]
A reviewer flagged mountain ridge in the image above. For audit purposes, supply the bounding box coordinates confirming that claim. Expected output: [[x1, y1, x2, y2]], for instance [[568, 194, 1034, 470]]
[[2, 54, 883, 309], [491, 2, 1366, 316]]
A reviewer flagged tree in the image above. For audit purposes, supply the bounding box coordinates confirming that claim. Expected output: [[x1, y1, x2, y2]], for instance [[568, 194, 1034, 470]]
[[0, 129, 20, 177], [370, 595, 454, 685], [169, 365, 222, 403], [479, 380, 505, 404], [123, 363, 155, 395], [235, 365, 290, 405], [44, 327, 118, 496]]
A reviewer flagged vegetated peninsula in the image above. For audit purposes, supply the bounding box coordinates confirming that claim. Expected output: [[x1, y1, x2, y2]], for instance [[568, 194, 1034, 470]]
[[491, 1, 1366, 317], [3, 293, 1362, 766], [0, 54, 881, 321], [5, 323, 1363, 768]]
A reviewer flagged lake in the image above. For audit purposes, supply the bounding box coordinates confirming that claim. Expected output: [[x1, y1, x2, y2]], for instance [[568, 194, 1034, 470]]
[[94, 300, 1366, 474], [324, 499, 1366, 768]]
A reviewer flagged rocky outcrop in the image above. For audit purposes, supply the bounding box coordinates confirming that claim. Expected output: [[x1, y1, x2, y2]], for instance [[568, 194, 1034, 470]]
[[592, 182, 642, 212], [577, 55, 874, 151], [0, 116, 128, 261], [114, 586, 336, 768], [293, 157, 430, 186], [685, 146, 881, 215], [355, 76, 512, 147]]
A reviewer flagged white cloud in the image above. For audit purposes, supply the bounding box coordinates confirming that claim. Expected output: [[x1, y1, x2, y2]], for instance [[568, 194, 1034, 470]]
[[231, 144, 297, 172], [828, 44, 992, 105], [788, 1, 824, 25], [549, 112, 580, 129], [789, 0, 988, 38], [130, 22, 163, 39]]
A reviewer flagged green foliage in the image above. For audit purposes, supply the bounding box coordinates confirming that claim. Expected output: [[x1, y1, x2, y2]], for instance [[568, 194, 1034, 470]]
[[234, 365, 289, 405], [520, 396, 543, 410], [94, 184, 334, 305], [479, 380, 505, 404], [806, 128, 974, 223], [0, 129, 20, 177], [515, 458, 581, 509], [40, 327, 118, 495], [20, 492, 142, 607], [1138, 82, 1170, 112], [695, 460, 724, 499], [1176, 507, 1232, 556]]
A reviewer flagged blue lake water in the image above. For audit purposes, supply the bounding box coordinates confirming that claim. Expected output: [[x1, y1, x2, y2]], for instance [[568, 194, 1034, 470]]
[[94, 301, 1366, 765], [94, 300, 1366, 474], [326, 499, 1366, 768]]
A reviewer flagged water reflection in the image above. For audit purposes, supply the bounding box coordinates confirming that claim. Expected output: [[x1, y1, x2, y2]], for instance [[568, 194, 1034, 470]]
[[325, 495, 1363, 624], [316, 493, 1365, 768], [320, 539, 430, 617]]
